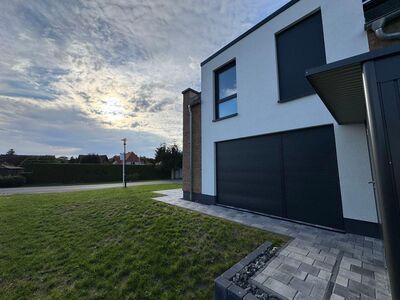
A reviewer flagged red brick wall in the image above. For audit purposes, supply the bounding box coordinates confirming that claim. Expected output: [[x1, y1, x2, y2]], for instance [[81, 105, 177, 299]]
[[182, 90, 201, 195]]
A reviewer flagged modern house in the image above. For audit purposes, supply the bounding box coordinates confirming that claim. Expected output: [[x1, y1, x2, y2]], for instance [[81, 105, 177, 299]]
[[182, 0, 400, 268], [183, 0, 400, 295]]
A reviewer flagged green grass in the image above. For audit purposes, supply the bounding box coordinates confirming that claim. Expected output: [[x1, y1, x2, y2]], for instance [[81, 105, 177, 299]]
[[0, 184, 287, 299]]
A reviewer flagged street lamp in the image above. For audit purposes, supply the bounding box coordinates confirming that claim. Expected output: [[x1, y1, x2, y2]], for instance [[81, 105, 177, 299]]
[[121, 138, 127, 188]]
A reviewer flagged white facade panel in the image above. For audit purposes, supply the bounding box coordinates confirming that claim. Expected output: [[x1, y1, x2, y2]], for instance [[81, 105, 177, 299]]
[[200, 0, 377, 223]]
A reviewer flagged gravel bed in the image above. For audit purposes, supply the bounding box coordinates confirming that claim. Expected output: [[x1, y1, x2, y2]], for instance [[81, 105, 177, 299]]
[[231, 246, 281, 300]]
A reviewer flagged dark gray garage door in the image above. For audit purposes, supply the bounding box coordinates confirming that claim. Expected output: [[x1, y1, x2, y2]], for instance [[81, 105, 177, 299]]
[[216, 125, 344, 229]]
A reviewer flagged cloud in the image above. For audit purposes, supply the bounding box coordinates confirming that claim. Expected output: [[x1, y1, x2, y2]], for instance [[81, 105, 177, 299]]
[[0, 0, 289, 157]]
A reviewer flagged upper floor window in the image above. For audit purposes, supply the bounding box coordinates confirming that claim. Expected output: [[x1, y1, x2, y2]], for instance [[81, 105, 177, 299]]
[[215, 60, 237, 120], [276, 11, 326, 102]]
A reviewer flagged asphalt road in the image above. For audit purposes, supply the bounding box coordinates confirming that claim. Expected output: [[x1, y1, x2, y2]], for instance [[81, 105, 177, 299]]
[[0, 180, 182, 196]]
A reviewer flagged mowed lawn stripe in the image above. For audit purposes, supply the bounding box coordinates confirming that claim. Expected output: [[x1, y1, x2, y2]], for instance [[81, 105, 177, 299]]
[[0, 184, 286, 299]]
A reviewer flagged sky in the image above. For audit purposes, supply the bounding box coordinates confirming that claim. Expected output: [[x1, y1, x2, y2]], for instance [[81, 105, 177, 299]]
[[0, 0, 288, 158]]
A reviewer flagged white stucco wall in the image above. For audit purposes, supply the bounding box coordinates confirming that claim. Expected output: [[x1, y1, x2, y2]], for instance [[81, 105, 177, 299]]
[[200, 0, 378, 223]]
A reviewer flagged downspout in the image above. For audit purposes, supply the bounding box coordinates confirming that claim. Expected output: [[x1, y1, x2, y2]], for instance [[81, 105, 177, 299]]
[[188, 104, 193, 201], [371, 10, 400, 40]]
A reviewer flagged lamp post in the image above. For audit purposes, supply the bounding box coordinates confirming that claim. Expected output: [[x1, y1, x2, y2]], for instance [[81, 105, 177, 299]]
[[121, 138, 127, 188]]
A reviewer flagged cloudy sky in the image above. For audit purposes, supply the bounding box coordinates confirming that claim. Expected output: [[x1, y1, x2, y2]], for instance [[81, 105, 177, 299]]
[[0, 0, 288, 157]]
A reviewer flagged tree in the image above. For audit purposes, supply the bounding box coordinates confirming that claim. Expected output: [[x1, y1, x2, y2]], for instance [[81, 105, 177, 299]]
[[79, 154, 101, 164], [6, 149, 15, 155], [154, 144, 182, 177]]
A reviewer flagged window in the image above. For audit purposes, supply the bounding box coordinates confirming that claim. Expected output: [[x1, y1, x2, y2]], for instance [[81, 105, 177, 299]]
[[215, 60, 237, 120], [276, 11, 326, 102]]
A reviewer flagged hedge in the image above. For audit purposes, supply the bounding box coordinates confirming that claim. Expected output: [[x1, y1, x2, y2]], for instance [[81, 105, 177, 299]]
[[23, 163, 170, 184], [0, 175, 26, 187]]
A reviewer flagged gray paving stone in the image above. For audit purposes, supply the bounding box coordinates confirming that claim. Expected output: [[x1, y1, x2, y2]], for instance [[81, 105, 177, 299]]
[[330, 294, 345, 300], [280, 255, 303, 269], [299, 262, 320, 276], [360, 294, 375, 300], [305, 274, 328, 290], [310, 286, 327, 299], [376, 288, 392, 300], [340, 259, 352, 270], [342, 256, 362, 267], [253, 272, 268, 284], [324, 255, 337, 266], [333, 284, 360, 300], [313, 260, 334, 272], [288, 252, 314, 265], [335, 275, 349, 287], [348, 279, 375, 298], [265, 277, 297, 300], [362, 274, 389, 291], [262, 267, 292, 285], [294, 291, 320, 300], [289, 277, 313, 296], [278, 263, 307, 281], [338, 268, 362, 283], [307, 251, 326, 262], [266, 256, 282, 269], [286, 245, 309, 256], [318, 269, 332, 281], [363, 262, 386, 274], [350, 264, 375, 278]]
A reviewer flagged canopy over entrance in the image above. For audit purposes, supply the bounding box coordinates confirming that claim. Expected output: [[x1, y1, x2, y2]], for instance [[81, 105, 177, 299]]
[[306, 44, 400, 124]]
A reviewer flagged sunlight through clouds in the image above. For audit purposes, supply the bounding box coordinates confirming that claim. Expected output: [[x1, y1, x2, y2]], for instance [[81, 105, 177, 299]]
[[0, 0, 289, 156]]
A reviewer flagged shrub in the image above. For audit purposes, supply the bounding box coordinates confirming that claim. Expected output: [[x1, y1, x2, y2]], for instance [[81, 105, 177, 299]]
[[0, 175, 26, 187], [126, 173, 140, 182], [22, 164, 170, 184]]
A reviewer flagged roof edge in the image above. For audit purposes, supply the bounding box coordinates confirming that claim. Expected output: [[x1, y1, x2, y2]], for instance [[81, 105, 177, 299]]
[[200, 0, 300, 67], [181, 87, 200, 95], [305, 44, 400, 78]]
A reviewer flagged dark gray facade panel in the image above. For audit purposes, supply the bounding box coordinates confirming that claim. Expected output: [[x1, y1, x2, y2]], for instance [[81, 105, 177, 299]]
[[216, 134, 284, 216], [344, 218, 381, 238], [282, 126, 344, 229], [216, 125, 343, 229], [182, 191, 216, 205], [276, 11, 326, 102], [363, 0, 400, 24], [363, 55, 400, 300]]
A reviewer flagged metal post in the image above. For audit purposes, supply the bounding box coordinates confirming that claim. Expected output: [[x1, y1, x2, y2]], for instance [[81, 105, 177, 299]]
[[122, 138, 127, 188]]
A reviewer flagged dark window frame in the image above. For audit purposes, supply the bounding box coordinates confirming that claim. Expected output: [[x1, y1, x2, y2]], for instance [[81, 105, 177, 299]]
[[275, 10, 326, 103], [214, 59, 238, 121]]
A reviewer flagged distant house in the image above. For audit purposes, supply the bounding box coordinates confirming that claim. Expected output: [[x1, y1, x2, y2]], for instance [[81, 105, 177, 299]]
[[112, 152, 144, 165], [0, 164, 24, 176], [111, 155, 121, 165], [126, 152, 143, 165]]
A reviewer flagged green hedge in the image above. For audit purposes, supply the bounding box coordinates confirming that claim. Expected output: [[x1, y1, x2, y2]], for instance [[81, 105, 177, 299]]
[[23, 163, 170, 184], [0, 175, 26, 187]]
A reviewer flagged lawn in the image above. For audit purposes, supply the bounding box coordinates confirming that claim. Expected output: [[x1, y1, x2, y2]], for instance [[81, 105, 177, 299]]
[[0, 184, 286, 299]]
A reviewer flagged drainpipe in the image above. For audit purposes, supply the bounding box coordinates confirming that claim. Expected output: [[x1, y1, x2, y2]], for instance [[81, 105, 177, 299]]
[[188, 104, 193, 202], [371, 10, 400, 40]]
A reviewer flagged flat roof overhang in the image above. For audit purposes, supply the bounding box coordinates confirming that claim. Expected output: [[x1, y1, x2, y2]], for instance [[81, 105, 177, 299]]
[[306, 44, 400, 125]]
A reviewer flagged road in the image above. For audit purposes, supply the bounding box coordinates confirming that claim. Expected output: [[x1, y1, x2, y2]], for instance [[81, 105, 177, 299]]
[[0, 180, 182, 196]]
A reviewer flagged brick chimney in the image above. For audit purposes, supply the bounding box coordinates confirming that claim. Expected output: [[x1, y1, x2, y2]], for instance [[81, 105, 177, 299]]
[[182, 88, 201, 201]]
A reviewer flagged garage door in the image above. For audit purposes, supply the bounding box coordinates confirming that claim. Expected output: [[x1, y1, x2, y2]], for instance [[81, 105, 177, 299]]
[[216, 125, 344, 229]]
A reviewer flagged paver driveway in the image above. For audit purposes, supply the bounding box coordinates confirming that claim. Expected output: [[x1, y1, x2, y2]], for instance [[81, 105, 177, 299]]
[[153, 189, 392, 300]]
